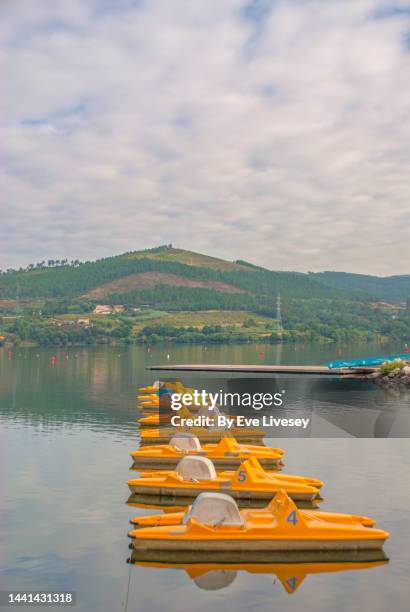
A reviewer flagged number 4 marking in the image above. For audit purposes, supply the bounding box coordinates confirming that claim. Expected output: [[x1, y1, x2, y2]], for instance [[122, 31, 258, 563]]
[[286, 510, 298, 525], [286, 577, 297, 591]]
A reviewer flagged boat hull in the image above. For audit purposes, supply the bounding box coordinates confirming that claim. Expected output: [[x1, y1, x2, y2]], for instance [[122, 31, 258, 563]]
[[131, 457, 283, 470], [132, 538, 386, 552], [128, 484, 317, 501], [140, 434, 265, 445], [129, 547, 388, 565], [127, 493, 321, 510]]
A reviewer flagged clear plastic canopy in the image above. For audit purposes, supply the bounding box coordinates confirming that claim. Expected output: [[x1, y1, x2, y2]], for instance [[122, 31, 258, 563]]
[[169, 433, 201, 452], [176, 456, 217, 481], [183, 492, 244, 526]]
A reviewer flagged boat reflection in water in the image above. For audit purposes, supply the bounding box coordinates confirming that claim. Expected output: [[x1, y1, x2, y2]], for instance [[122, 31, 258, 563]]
[[128, 549, 388, 594], [127, 493, 322, 511], [127, 550, 388, 595]]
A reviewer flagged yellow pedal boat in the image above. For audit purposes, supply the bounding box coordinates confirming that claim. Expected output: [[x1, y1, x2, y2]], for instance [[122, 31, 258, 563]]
[[140, 426, 265, 445], [137, 404, 211, 427], [138, 403, 213, 415], [130, 434, 284, 470], [128, 456, 322, 501], [137, 395, 204, 413], [137, 395, 171, 406], [130, 489, 389, 552], [138, 381, 163, 394], [137, 406, 247, 429], [138, 383, 196, 403], [138, 381, 192, 395], [130, 492, 372, 529]]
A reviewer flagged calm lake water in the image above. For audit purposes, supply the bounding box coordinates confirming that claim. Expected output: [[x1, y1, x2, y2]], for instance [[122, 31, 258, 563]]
[[1, 343, 410, 611]]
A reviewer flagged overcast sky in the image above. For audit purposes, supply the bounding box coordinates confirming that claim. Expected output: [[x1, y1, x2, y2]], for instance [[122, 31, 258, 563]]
[[1, 0, 410, 274]]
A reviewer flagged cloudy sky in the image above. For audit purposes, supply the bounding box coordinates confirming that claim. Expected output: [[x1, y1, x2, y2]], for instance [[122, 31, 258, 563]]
[[1, 0, 410, 274]]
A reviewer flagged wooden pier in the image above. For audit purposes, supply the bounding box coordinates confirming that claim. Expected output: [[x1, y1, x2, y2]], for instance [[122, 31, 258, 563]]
[[148, 364, 376, 376]]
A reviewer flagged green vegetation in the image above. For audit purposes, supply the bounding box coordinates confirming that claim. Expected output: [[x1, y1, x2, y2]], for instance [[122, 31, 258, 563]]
[[282, 298, 410, 342], [136, 325, 253, 344], [1, 315, 133, 347], [106, 285, 257, 311], [0, 246, 344, 301], [379, 359, 406, 374], [311, 271, 410, 301], [0, 246, 409, 346]]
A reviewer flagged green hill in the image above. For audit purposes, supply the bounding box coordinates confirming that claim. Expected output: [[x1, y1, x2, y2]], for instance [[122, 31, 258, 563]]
[[1, 246, 409, 346], [0, 245, 344, 310], [1, 246, 409, 310], [311, 272, 410, 302]]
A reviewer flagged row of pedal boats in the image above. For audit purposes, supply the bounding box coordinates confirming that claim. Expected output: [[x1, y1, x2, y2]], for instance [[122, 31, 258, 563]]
[[128, 380, 389, 560]]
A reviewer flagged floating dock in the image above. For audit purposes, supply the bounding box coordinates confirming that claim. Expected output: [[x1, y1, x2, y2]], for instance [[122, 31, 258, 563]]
[[148, 364, 375, 376]]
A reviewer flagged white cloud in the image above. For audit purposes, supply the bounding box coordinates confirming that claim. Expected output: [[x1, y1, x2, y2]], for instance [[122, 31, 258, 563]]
[[1, 0, 410, 273]]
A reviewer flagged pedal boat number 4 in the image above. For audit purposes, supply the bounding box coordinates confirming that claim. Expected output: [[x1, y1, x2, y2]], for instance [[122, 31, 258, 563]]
[[128, 456, 323, 501], [130, 490, 389, 552], [130, 434, 285, 470]]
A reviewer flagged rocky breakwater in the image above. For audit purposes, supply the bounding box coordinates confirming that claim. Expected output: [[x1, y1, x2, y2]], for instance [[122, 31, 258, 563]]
[[365, 360, 410, 390]]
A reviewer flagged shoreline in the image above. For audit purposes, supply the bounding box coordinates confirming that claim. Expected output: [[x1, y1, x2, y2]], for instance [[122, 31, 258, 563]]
[[0, 336, 406, 349], [353, 365, 410, 390]]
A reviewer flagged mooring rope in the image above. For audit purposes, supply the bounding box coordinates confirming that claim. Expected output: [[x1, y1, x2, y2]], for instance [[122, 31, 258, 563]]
[[123, 547, 133, 612]]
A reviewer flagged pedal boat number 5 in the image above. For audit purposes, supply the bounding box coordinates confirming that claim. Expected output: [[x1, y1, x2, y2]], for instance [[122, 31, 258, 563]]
[[128, 456, 323, 502], [130, 490, 389, 552]]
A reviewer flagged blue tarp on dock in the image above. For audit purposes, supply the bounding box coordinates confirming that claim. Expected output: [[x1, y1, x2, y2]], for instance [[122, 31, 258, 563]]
[[327, 353, 410, 369]]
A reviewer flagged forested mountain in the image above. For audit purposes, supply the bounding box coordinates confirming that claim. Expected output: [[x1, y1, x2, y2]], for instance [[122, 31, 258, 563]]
[[1, 247, 409, 346], [311, 272, 410, 302], [0, 246, 343, 306], [0, 246, 409, 309]]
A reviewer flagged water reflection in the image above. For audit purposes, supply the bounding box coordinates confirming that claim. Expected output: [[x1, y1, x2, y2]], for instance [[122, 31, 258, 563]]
[[1, 347, 410, 611], [127, 493, 321, 510], [1, 345, 410, 437], [128, 551, 388, 594]]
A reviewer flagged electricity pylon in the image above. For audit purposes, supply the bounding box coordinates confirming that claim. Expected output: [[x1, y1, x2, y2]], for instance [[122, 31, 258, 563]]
[[276, 293, 283, 333]]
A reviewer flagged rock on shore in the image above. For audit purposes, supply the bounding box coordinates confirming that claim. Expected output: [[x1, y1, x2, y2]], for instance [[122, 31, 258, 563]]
[[365, 364, 410, 389]]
